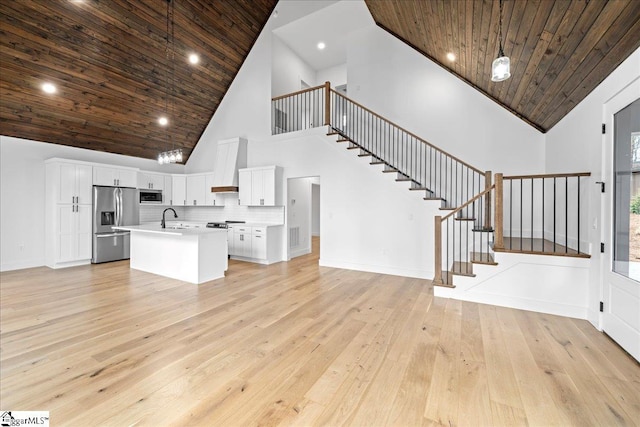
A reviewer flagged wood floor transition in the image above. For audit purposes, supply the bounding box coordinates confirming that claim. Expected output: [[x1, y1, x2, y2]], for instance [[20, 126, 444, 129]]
[[1, 238, 638, 426]]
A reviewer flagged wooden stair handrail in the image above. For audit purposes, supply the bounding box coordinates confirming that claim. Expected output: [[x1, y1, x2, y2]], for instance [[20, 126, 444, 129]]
[[503, 172, 591, 180], [442, 185, 495, 221], [329, 89, 485, 175], [271, 84, 325, 101]]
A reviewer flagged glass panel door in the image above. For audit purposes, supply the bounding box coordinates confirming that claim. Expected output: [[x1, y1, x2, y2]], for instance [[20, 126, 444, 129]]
[[613, 98, 640, 281]]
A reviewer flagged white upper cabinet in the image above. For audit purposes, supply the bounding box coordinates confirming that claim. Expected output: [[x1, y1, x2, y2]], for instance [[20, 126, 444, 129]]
[[93, 165, 138, 187], [186, 174, 206, 206], [172, 175, 187, 206], [57, 162, 93, 205], [239, 166, 282, 206], [138, 172, 165, 190], [163, 175, 173, 205]]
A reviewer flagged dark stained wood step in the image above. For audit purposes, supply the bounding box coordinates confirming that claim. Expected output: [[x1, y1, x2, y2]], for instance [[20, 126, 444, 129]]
[[454, 217, 475, 221], [336, 138, 350, 142], [471, 252, 498, 265], [451, 261, 475, 277], [433, 271, 455, 287], [370, 158, 385, 165], [493, 237, 591, 258]]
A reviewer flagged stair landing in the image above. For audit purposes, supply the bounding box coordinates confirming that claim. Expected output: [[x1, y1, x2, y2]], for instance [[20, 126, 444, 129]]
[[494, 237, 590, 258]]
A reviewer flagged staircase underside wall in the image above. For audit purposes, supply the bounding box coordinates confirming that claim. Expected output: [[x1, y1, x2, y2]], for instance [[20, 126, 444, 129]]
[[435, 252, 590, 319]]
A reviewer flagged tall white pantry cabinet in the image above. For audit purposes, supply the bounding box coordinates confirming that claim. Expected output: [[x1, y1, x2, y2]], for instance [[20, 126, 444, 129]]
[[45, 159, 93, 268]]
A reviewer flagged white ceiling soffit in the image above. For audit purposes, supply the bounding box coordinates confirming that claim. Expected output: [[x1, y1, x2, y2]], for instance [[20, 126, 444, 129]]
[[273, 0, 375, 71]]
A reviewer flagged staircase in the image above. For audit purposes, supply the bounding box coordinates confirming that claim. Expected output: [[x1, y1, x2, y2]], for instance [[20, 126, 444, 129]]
[[271, 82, 591, 290]]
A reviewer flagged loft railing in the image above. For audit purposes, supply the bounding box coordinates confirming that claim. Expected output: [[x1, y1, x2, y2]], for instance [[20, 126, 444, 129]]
[[271, 84, 326, 135], [433, 184, 495, 286], [271, 82, 488, 209], [494, 172, 591, 257]]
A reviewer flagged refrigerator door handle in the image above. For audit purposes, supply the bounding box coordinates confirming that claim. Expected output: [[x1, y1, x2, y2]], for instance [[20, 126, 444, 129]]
[[96, 232, 130, 238]]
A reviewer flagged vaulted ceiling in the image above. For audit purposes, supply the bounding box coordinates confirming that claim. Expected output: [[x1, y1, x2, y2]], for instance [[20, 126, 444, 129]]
[[0, 0, 277, 163], [364, 0, 640, 132], [1, 1, 639, 163]]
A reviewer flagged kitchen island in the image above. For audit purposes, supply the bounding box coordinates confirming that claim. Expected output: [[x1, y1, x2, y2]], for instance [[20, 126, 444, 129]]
[[113, 224, 228, 284]]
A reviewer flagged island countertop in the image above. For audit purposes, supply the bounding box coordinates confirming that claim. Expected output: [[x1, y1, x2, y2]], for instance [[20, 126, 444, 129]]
[[113, 224, 227, 236]]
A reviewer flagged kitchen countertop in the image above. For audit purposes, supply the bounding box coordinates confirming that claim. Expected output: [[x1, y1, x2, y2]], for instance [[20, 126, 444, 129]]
[[113, 224, 226, 236]]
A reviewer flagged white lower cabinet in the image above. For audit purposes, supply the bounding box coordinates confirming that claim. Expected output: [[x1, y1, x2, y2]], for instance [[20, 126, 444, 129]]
[[233, 227, 252, 258], [229, 225, 282, 264], [56, 204, 92, 263]]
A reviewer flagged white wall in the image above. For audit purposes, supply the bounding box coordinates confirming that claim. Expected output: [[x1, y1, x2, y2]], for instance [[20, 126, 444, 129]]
[[317, 63, 347, 88], [346, 26, 545, 175], [186, 18, 274, 174], [0, 135, 184, 271], [545, 47, 640, 326], [250, 128, 441, 278], [272, 35, 318, 97]]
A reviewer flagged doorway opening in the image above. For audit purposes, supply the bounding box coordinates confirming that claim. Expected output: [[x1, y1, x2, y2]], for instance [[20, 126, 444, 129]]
[[287, 176, 320, 259]]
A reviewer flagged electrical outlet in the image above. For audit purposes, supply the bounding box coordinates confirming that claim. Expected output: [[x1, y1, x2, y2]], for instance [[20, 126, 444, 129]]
[[19, 244, 25, 251]]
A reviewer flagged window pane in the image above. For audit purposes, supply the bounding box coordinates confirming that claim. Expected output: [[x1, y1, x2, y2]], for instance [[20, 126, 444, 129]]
[[613, 98, 640, 281]]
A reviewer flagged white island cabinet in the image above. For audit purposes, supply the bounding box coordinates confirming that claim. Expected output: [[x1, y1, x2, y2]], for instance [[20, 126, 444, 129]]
[[113, 225, 228, 284]]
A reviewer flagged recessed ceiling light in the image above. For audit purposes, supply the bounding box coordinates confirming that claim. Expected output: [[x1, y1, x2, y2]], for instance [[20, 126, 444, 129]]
[[446, 52, 456, 62], [317, 42, 326, 50], [158, 116, 168, 126], [188, 53, 199, 65], [273, 10, 278, 18], [41, 82, 57, 94]]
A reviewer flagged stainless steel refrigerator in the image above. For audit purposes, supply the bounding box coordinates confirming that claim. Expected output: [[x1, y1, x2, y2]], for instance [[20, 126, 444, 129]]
[[92, 186, 139, 263]]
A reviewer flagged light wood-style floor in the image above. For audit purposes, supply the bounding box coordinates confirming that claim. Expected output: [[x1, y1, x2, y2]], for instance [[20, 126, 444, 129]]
[[1, 238, 639, 426]]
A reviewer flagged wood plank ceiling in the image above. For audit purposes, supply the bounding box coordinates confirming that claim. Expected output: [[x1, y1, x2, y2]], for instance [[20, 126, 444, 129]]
[[0, 0, 276, 162], [1, 1, 638, 162], [364, 0, 640, 132]]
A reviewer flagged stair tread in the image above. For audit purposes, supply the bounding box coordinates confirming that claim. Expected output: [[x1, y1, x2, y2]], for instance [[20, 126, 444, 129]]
[[451, 261, 476, 277], [470, 252, 498, 265], [454, 217, 475, 221], [433, 271, 456, 287]]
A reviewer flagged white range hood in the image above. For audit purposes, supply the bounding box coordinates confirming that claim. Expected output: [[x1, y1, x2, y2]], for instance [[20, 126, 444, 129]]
[[210, 137, 248, 193]]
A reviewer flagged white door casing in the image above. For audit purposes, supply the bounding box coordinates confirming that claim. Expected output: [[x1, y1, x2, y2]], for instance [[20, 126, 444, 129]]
[[601, 78, 640, 362]]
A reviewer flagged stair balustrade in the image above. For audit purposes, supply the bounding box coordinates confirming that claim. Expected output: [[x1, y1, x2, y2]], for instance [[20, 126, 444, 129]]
[[494, 172, 591, 257], [271, 83, 592, 289]]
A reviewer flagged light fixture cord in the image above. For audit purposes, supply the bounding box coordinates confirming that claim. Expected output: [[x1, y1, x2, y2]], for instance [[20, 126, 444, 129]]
[[498, 0, 505, 57]]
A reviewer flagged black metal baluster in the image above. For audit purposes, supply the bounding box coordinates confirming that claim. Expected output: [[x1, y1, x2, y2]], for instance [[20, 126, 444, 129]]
[[553, 177, 557, 252], [531, 178, 534, 252], [565, 176, 568, 253], [577, 177, 581, 254]]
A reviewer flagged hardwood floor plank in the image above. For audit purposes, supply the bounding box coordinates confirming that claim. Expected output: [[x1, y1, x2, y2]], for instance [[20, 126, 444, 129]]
[[1, 238, 639, 426]]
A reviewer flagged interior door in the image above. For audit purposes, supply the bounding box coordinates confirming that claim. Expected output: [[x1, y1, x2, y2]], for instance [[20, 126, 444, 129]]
[[602, 86, 640, 362]]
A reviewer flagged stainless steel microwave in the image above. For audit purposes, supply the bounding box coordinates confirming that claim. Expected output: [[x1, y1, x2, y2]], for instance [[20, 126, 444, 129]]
[[139, 189, 163, 203]]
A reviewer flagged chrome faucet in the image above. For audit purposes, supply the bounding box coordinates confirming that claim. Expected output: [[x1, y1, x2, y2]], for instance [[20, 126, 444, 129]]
[[161, 208, 178, 228]]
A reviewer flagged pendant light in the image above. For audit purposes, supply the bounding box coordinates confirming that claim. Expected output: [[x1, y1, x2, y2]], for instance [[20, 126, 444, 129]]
[[491, 0, 511, 82], [157, 0, 183, 164]]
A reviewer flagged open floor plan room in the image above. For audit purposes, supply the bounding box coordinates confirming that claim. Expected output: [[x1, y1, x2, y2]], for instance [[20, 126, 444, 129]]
[[1, 240, 638, 426]]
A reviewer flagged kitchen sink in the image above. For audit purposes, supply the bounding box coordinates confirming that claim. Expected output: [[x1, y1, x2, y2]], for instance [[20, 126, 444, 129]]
[[165, 226, 186, 230]]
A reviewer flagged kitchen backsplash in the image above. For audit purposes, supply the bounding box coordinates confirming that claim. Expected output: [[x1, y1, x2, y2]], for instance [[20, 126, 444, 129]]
[[139, 199, 284, 225]]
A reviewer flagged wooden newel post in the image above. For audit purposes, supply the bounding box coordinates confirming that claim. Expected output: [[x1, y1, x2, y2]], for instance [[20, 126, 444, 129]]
[[433, 215, 443, 285], [494, 173, 504, 250], [324, 81, 331, 127], [484, 170, 492, 231]]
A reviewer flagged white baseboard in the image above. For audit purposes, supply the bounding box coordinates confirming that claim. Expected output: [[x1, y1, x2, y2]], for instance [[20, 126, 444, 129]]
[[434, 286, 588, 319], [1, 258, 45, 272], [319, 258, 432, 280]]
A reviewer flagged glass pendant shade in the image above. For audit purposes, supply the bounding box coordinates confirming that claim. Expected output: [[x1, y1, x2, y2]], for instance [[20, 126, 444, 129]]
[[491, 55, 511, 82]]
